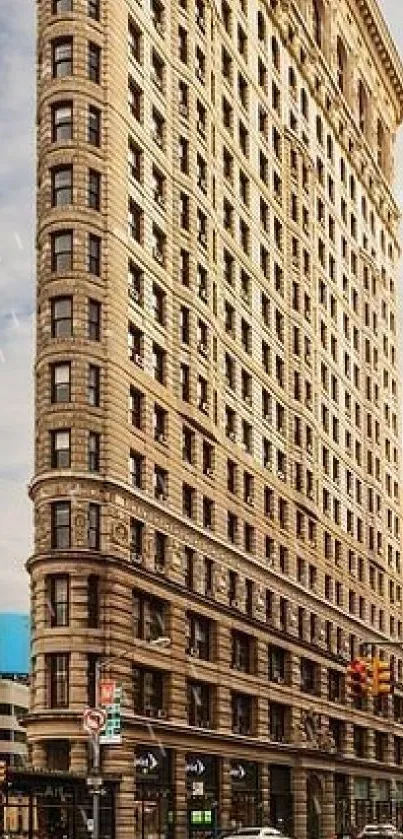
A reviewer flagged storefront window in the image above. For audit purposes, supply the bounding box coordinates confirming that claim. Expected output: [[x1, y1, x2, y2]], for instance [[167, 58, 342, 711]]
[[229, 761, 261, 828], [186, 754, 218, 838], [134, 747, 174, 839]]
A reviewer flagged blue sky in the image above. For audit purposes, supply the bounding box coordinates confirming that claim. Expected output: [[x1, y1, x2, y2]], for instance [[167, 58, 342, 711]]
[[0, 0, 401, 609]]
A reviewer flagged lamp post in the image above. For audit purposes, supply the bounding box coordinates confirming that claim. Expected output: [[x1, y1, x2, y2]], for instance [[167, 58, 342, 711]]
[[87, 637, 171, 839]]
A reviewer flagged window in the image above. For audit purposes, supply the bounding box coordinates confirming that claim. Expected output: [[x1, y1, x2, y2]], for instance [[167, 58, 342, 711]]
[[51, 296, 72, 338], [46, 575, 69, 627], [52, 101, 73, 141], [88, 364, 100, 406], [88, 41, 101, 82], [52, 38, 73, 77], [51, 362, 71, 403], [128, 199, 142, 241], [129, 387, 143, 428], [133, 591, 166, 641], [88, 106, 101, 146], [88, 169, 101, 210], [88, 234, 101, 275], [51, 231, 73, 272], [187, 681, 212, 727], [88, 299, 101, 340], [46, 654, 69, 708], [133, 667, 165, 716], [51, 165, 73, 207], [232, 692, 252, 736], [129, 19, 142, 61], [88, 574, 100, 627], [88, 503, 101, 549], [232, 631, 251, 673], [130, 519, 144, 562], [312, 0, 323, 48], [51, 429, 71, 468], [88, 0, 100, 19], [130, 450, 144, 488], [337, 37, 347, 93], [51, 501, 71, 549], [88, 431, 100, 472], [53, 0, 72, 13]]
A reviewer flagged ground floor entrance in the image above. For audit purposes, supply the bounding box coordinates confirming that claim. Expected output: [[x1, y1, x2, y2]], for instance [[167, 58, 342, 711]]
[[0, 769, 116, 839]]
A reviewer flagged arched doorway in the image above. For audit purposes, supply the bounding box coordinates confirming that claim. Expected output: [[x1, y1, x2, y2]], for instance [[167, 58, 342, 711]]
[[307, 774, 323, 839]]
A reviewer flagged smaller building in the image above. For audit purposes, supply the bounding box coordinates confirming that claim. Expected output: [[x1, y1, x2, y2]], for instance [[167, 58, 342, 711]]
[[0, 679, 29, 768]]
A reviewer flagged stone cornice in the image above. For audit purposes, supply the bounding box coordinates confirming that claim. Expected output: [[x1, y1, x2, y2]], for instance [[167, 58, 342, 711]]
[[355, 0, 403, 122]]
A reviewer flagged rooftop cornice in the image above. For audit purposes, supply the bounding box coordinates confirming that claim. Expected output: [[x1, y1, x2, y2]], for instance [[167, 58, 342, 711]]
[[354, 0, 403, 123]]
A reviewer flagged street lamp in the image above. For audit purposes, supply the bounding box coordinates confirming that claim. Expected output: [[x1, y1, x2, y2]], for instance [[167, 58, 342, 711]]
[[88, 636, 171, 839]]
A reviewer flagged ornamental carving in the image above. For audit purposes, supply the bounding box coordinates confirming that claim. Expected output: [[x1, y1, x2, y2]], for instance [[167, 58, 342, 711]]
[[111, 520, 128, 546], [74, 511, 87, 544]]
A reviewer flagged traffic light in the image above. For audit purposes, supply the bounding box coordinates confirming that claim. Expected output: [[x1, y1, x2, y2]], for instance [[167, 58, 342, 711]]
[[372, 658, 391, 696], [347, 658, 369, 698], [0, 761, 6, 785]]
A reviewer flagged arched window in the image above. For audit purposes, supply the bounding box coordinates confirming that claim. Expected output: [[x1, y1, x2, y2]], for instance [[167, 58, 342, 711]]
[[358, 79, 368, 135], [337, 37, 347, 93], [312, 0, 323, 48]]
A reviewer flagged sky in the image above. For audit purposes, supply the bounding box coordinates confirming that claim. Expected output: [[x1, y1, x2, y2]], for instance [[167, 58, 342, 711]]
[[0, 0, 402, 611]]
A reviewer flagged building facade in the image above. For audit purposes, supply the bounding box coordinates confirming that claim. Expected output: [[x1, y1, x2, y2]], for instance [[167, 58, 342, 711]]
[[0, 680, 29, 768], [29, 0, 403, 837]]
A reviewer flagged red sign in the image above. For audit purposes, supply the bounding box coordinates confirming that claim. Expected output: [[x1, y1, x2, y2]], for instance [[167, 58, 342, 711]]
[[99, 679, 115, 707]]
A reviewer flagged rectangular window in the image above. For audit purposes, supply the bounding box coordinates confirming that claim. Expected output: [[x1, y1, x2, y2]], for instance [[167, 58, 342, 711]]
[[88, 503, 101, 549], [47, 575, 69, 627], [129, 387, 143, 428], [53, 0, 73, 13], [52, 38, 73, 77], [51, 362, 71, 403], [88, 0, 100, 19], [88, 169, 101, 210], [50, 429, 71, 468], [51, 501, 71, 549], [88, 105, 100, 146], [51, 165, 73, 206], [51, 296, 72, 338], [52, 101, 73, 141], [88, 234, 101, 275], [88, 41, 101, 83], [88, 365, 100, 406], [51, 230, 73, 272], [88, 299, 101, 340], [88, 431, 100, 471], [88, 574, 99, 627], [47, 653, 70, 708]]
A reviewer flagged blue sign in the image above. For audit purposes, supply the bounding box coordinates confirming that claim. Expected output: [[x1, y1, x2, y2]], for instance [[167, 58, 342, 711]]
[[0, 613, 30, 675]]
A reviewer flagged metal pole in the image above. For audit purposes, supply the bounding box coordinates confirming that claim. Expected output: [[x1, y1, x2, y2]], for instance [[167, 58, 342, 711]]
[[92, 661, 101, 839]]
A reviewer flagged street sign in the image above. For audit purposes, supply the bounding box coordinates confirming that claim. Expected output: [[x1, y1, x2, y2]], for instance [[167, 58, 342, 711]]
[[100, 685, 122, 745], [99, 680, 115, 706], [83, 707, 107, 735]]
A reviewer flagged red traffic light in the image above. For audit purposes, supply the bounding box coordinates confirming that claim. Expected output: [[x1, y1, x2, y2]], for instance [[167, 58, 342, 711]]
[[347, 658, 369, 697]]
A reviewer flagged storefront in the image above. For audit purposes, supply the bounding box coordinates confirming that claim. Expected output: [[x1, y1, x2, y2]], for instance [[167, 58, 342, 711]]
[[269, 766, 293, 836], [134, 746, 174, 839], [229, 760, 261, 828], [0, 769, 115, 839], [186, 754, 218, 838], [354, 778, 372, 829]]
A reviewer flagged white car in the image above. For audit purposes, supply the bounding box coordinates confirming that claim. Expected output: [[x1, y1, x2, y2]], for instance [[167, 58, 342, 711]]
[[359, 827, 399, 838]]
